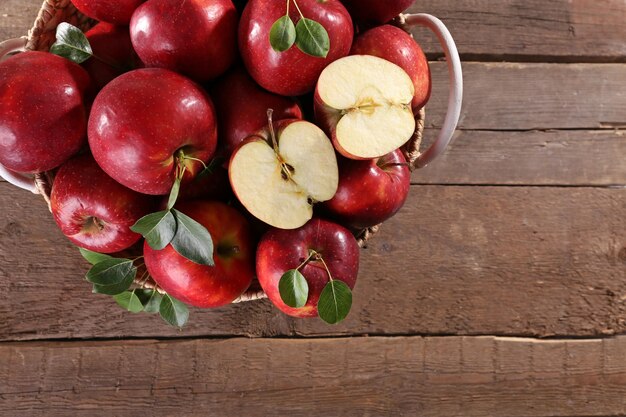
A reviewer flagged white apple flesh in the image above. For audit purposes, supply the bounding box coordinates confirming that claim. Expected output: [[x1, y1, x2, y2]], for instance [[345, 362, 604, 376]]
[[229, 119, 339, 229], [315, 55, 416, 160]]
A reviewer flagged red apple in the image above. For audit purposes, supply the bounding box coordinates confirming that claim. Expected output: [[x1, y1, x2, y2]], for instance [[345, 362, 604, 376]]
[[71, 0, 145, 24], [50, 154, 156, 253], [88, 68, 217, 195], [322, 149, 410, 228], [0, 51, 90, 173], [83, 23, 140, 91], [256, 218, 359, 318], [211, 68, 303, 159], [351, 25, 431, 112], [340, 0, 413, 26], [239, 0, 353, 96], [130, 0, 238, 82], [144, 201, 255, 308]]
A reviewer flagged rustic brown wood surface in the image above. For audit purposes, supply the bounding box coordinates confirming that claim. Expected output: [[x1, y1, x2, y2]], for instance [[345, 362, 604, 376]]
[[1, 336, 626, 417], [1, 0, 625, 416]]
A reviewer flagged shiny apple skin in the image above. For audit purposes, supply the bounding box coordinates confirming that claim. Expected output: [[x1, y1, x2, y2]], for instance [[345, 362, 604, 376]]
[[144, 201, 255, 308], [51, 154, 156, 253], [340, 0, 414, 26], [71, 0, 145, 24], [256, 218, 359, 318], [322, 150, 410, 229], [130, 0, 238, 82], [0, 51, 90, 173], [211, 67, 303, 159], [83, 23, 140, 91], [88, 68, 217, 195], [351, 25, 431, 112], [239, 0, 353, 96]]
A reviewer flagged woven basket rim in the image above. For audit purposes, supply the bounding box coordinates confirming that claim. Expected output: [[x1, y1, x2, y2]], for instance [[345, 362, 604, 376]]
[[22, 0, 427, 304]]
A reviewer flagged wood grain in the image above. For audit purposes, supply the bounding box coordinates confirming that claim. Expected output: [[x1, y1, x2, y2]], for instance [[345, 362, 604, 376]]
[[1, 336, 625, 416], [415, 129, 626, 186], [0, 0, 39, 40], [408, 0, 626, 62], [3, 0, 626, 63], [426, 62, 626, 130], [1, 183, 624, 341]]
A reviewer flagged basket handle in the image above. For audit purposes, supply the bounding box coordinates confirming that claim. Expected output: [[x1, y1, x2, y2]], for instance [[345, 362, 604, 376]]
[[0, 37, 39, 194], [400, 13, 463, 169]]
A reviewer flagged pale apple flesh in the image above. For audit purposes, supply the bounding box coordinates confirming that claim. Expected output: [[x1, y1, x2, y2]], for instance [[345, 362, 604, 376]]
[[316, 55, 416, 159], [229, 120, 339, 230]]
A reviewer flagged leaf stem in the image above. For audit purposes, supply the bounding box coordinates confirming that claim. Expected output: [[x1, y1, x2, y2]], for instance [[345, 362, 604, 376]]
[[183, 156, 208, 170], [295, 250, 318, 271], [317, 256, 335, 282], [291, 0, 305, 20]]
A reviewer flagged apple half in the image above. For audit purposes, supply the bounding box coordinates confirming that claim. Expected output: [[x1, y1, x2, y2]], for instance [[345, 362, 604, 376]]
[[229, 119, 339, 230], [315, 55, 416, 160]]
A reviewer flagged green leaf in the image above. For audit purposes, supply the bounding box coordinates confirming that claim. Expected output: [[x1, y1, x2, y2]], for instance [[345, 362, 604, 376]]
[[270, 15, 296, 52], [295, 18, 330, 58], [131, 210, 177, 250], [136, 289, 163, 314], [79, 248, 113, 265], [159, 294, 189, 327], [50, 22, 93, 64], [278, 269, 309, 308], [170, 209, 214, 266], [114, 290, 144, 313], [91, 272, 135, 295], [86, 258, 135, 286], [317, 280, 352, 324], [167, 178, 181, 210]]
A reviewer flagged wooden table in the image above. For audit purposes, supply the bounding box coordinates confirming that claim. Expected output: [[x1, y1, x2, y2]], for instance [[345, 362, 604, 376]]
[[1, 1, 625, 415]]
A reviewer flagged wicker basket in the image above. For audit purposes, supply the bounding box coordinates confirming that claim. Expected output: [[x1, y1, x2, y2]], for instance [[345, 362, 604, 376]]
[[0, 0, 463, 304]]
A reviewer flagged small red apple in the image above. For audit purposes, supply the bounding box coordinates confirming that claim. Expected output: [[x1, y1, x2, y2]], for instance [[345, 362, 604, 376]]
[[51, 154, 156, 253], [0, 51, 90, 173], [340, 0, 413, 26], [239, 0, 353, 96], [88, 68, 217, 195], [130, 0, 238, 82], [322, 149, 410, 229], [144, 201, 255, 308], [211, 68, 303, 159], [71, 0, 146, 25], [351, 25, 431, 112], [256, 218, 359, 318], [83, 23, 140, 90]]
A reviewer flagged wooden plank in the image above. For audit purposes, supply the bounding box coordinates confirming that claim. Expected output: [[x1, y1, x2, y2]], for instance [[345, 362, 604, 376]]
[[409, 0, 626, 62], [415, 129, 626, 186], [4, 0, 626, 63], [0, 336, 625, 416], [426, 62, 626, 130], [0, 0, 39, 41], [0, 183, 624, 340]]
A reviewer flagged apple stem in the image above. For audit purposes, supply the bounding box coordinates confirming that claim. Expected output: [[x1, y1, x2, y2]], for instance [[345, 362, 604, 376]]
[[266, 109, 279, 151]]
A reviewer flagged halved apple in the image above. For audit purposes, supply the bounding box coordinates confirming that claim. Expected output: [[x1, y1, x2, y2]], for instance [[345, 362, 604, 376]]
[[229, 118, 339, 230], [314, 55, 416, 160]]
